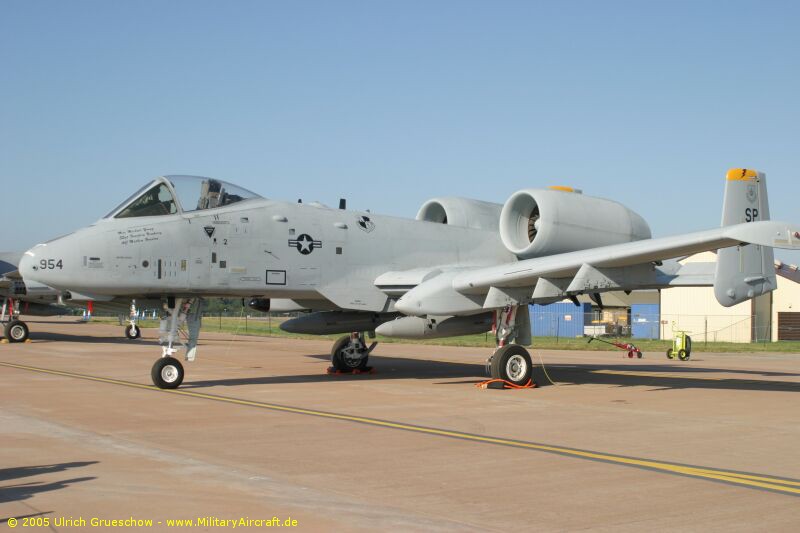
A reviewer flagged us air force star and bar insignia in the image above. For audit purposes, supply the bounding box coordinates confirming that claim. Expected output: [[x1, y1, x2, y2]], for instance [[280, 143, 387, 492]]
[[289, 234, 322, 255], [357, 215, 375, 232]]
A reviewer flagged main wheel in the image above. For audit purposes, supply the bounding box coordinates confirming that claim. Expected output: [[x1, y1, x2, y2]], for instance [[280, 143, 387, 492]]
[[125, 324, 141, 340], [684, 336, 692, 357], [331, 335, 369, 371], [666, 348, 675, 360], [678, 349, 690, 361], [4, 320, 29, 343], [151, 357, 184, 389], [490, 344, 533, 386]]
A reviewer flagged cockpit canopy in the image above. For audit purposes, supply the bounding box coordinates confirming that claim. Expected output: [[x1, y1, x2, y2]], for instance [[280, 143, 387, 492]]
[[106, 175, 262, 219]]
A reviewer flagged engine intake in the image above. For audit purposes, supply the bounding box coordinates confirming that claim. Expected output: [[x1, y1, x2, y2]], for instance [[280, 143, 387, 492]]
[[499, 189, 651, 259], [416, 197, 503, 231]]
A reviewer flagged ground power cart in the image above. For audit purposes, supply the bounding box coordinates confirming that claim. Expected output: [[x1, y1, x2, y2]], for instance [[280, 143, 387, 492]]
[[666, 327, 692, 361]]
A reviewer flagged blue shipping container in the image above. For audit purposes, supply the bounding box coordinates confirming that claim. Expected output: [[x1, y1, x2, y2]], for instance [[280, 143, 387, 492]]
[[631, 304, 660, 339], [530, 302, 592, 338]]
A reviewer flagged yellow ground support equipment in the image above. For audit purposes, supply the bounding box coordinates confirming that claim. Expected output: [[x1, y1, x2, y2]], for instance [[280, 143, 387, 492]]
[[666, 323, 692, 361]]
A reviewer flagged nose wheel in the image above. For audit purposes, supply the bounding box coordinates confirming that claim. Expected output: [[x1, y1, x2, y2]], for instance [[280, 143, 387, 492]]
[[151, 357, 184, 389], [125, 324, 141, 339], [124, 300, 141, 339]]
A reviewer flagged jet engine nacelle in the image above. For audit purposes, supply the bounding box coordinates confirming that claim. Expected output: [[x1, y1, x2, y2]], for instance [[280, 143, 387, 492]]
[[499, 188, 651, 259], [416, 197, 503, 232]]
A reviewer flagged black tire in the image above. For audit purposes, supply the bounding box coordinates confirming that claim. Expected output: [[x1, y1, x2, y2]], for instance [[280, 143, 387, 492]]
[[685, 335, 692, 356], [125, 324, 141, 340], [490, 344, 533, 386], [151, 357, 184, 389], [4, 320, 29, 343], [666, 348, 675, 360], [636, 350, 643, 359], [678, 349, 689, 361], [331, 335, 369, 371]]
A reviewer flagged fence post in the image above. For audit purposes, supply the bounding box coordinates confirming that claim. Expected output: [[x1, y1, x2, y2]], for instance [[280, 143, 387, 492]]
[[556, 315, 560, 344]]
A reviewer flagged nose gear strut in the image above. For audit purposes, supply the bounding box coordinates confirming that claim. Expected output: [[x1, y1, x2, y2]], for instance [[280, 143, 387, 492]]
[[150, 297, 205, 389]]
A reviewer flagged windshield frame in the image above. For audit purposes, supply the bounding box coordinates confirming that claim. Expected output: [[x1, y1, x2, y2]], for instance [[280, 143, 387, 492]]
[[105, 176, 263, 220], [103, 180, 164, 218], [166, 175, 262, 214]]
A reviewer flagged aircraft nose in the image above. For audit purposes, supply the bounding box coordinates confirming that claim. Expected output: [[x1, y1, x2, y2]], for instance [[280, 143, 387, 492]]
[[19, 247, 44, 282], [19, 239, 71, 287]]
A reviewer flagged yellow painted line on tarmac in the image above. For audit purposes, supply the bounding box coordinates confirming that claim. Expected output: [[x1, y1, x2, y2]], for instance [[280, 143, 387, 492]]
[[2, 360, 799, 497]]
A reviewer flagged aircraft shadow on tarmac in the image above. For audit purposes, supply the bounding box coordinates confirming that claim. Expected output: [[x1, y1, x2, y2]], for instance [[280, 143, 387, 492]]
[[24, 332, 161, 346], [181, 354, 800, 393], [0, 461, 97, 506]]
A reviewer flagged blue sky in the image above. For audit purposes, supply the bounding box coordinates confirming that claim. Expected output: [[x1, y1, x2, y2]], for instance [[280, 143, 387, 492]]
[[2, 1, 799, 263]]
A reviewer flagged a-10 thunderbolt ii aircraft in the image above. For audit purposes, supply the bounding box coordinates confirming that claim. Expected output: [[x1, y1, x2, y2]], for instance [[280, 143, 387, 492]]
[[0, 251, 72, 342], [18, 169, 800, 389]]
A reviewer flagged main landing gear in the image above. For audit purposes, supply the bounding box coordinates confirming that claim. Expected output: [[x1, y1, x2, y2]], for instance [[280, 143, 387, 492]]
[[486, 306, 533, 387], [1, 298, 29, 343], [330, 332, 377, 372], [150, 297, 204, 389], [124, 300, 141, 340]]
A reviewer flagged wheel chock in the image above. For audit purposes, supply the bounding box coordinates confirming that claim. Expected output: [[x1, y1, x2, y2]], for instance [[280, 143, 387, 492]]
[[326, 366, 375, 375], [476, 378, 536, 390]]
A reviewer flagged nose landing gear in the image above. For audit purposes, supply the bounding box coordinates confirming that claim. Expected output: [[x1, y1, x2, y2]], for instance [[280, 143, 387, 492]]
[[150, 298, 204, 389], [124, 300, 141, 339], [1, 298, 30, 343]]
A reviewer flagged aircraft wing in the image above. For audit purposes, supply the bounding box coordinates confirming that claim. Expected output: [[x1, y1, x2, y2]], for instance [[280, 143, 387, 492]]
[[394, 220, 800, 316], [452, 220, 800, 292], [1, 269, 21, 280]]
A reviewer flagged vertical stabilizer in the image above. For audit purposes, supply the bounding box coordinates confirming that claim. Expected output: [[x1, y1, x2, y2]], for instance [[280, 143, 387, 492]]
[[714, 168, 776, 306]]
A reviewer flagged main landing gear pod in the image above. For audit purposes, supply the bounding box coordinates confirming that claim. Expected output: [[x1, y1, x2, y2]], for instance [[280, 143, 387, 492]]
[[485, 306, 534, 387]]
